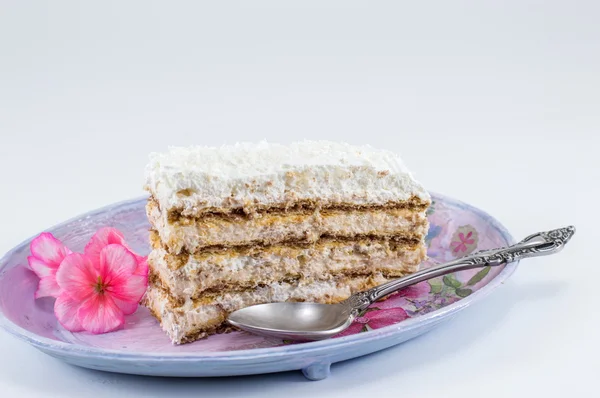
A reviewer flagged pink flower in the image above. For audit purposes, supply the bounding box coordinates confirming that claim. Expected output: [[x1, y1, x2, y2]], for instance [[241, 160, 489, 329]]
[[84, 227, 148, 277], [451, 231, 475, 254], [396, 281, 431, 299], [335, 308, 409, 337], [54, 244, 148, 333], [375, 282, 432, 310], [27, 233, 72, 298]]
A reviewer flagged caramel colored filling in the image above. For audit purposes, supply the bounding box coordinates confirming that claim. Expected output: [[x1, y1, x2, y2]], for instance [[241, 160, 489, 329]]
[[150, 229, 423, 258], [157, 195, 430, 221]]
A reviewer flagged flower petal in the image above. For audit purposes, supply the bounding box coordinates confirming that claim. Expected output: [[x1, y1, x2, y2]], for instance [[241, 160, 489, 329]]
[[55, 253, 96, 301], [108, 273, 148, 311], [134, 257, 149, 277], [84, 227, 126, 265], [28, 256, 57, 278], [112, 298, 139, 316], [54, 294, 84, 332], [35, 276, 62, 299], [78, 294, 124, 334], [99, 244, 138, 285], [30, 233, 69, 267], [397, 282, 430, 299], [367, 308, 408, 329], [335, 322, 365, 338]]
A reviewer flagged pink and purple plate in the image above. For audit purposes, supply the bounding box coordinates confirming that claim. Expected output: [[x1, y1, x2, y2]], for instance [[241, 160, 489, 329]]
[[0, 193, 517, 380]]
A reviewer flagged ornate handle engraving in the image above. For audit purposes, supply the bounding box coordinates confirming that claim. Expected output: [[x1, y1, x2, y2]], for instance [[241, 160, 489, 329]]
[[342, 226, 575, 316], [459, 225, 576, 266], [342, 291, 380, 315]]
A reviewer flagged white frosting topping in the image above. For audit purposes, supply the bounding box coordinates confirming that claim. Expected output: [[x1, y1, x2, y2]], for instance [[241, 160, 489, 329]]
[[145, 140, 429, 214]]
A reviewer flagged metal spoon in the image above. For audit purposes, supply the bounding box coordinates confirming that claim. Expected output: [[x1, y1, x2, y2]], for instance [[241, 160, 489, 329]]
[[228, 226, 575, 341]]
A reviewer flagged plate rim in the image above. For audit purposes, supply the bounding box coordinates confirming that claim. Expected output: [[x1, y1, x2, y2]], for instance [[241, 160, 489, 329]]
[[0, 192, 518, 362]]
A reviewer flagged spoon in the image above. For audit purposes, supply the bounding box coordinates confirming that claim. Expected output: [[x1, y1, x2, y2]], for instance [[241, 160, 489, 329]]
[[228, 226, 575, 341]]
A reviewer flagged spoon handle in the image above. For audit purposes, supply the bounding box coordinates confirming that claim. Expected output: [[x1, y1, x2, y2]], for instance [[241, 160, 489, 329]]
[[344, 225, 576, 314]]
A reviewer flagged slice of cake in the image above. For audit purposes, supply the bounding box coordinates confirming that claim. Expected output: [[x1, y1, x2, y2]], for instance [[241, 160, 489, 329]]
[[143, 141, 430, 344]]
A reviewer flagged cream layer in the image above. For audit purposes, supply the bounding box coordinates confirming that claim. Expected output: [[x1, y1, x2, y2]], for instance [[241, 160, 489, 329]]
[[148, 198, 428, 254], [148, 238, 426, 300]]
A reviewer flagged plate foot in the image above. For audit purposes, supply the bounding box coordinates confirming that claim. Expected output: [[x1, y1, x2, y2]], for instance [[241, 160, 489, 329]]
[[302, 362, 331, 381]]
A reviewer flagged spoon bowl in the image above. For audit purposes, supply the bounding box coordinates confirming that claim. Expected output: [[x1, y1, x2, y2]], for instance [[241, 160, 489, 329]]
[[228, 302, 353, 340]]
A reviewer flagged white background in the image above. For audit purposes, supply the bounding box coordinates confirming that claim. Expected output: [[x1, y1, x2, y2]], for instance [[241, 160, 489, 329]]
[[0, 1, 597, 397]]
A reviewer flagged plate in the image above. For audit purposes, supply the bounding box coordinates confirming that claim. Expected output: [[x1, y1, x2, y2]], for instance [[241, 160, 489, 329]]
[[0, 193, 517, 380]]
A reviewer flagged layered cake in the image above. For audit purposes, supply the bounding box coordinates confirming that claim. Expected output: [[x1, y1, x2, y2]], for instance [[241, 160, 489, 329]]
[[143, 141, 430, 344]]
